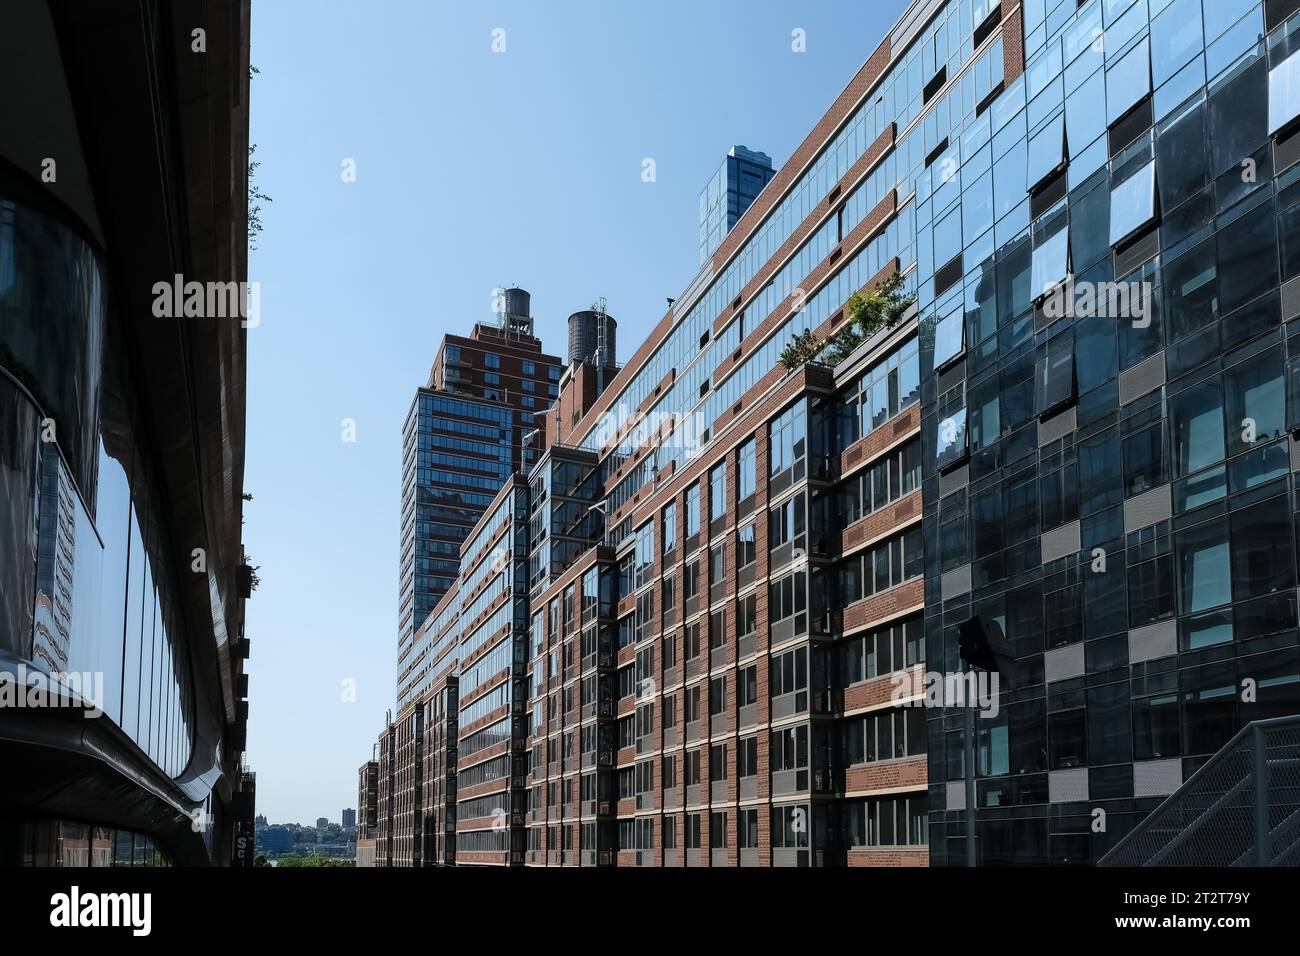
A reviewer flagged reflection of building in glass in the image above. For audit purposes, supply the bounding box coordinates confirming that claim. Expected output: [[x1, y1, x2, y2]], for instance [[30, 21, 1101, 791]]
[[0, 0, 252, 866], [32, 446, 74, 675]]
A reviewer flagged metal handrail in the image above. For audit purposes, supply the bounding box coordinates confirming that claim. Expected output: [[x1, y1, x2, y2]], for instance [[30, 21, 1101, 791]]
[[1098, 714, 1300, 866]]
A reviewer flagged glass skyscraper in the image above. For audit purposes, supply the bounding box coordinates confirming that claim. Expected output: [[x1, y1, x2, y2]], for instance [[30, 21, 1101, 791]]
[[398, 317, 561, 711], [401, 389, 513, 647], [699, 146, 777, 264]]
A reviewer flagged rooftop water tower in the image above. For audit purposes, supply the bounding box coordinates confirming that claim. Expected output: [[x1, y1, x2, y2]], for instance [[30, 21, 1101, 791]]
[[567, 299, 617, 369], [497, 286, 534, 336]]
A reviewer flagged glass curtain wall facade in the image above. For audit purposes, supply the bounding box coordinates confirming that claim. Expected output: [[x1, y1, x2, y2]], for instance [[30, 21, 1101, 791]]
[[399, 390, 512, 707], [922, 0, 1300, 865], [398, 324, 562, 711], [0, 209, 194, 777], [0, 0, 252, 867], [700, 146, 778, 264]]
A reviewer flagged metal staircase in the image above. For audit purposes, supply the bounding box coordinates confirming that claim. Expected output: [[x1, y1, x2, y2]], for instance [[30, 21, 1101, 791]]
[[1099, 715, 1300, 866]]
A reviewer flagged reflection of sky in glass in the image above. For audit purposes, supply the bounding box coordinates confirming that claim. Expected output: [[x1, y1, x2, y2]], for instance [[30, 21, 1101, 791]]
[[1031, 227, 1069, 298], [1066, 70, 1106, 160], [1109, 161, 1156, 245], [1270, 49, 1300, 135], [1027, 115, 1065, 187], [932, 310, 964, 370], [1152, 0, 1203, 85], [1106, 38, 1151, 125], [936, 407, 968, 467]]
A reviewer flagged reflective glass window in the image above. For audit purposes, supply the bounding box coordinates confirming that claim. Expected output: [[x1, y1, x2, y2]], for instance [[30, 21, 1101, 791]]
[[1176, 517, 1231, 613], [994, 139, 1028, 219], [1231, 496, 1294, 601], [1205, 5, 1263, 79], [1216, 198, 1277, 315], [1202, 0, 1258, 43], [1280, 199, 1300, 281], [1069, 173, 1112, 272], [1109, 160, 1157, 245], [1164, 238, 1217, 341], [1208, 57, 1267, 176], [936, 407, 969, 471], [1181, 661, 1238, 756], [1152, 0, 1204, 85], [1155, 98, 1208, 213], [1065, 69, 1107, 158], [1036, 331, 1075, 415], [1027, 114, 1067, 188], [962, 170, 995, 240], [1225, 348, 1285, 455], [1171, 377, 1225, 477], [932, 308, 965, 370], [1106, 38, 1152, 125], [1031, 224, 1069, 297]]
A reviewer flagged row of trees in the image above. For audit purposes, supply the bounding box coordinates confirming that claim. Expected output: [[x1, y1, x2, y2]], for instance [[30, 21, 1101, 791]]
[[256, 854, 354, 867]]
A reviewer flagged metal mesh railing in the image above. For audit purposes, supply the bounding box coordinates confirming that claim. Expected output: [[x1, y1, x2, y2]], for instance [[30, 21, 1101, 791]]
[[1100, 715, 1300, 867]]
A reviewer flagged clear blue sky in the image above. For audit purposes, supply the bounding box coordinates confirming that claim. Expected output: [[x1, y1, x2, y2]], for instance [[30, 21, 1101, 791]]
[[244, 0, 910, 824]]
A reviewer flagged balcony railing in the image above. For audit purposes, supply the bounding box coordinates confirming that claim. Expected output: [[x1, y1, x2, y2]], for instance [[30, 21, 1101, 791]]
[[1099, 715, 1300, 867]]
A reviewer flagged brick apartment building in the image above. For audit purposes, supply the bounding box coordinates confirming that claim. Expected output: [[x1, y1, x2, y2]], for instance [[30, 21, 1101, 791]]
[[359, 0, 985, 867], [355, 760, 378, 867], [520, 327, 926, 866], [361, 0, 972, 864], [397, 292, 563, 712], [374, 291, 565, 867], [464, 0, 981, 867], [367, 0, 1300, 867]]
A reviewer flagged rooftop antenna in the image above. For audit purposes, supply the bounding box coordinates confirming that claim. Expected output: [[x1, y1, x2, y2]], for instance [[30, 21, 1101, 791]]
[[505, 283, 514, 342], [495, 285, 508, 341], [592, 296, 609, 394]]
